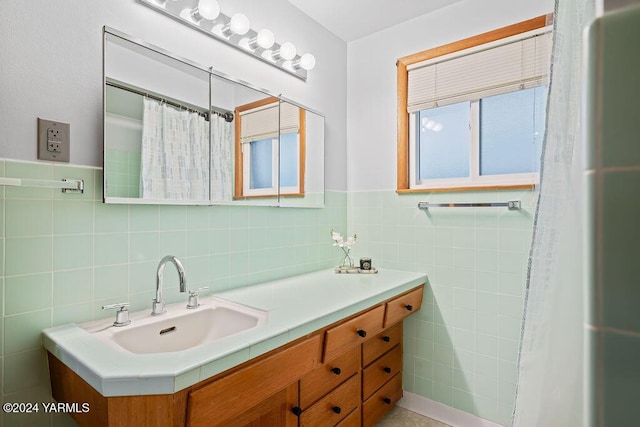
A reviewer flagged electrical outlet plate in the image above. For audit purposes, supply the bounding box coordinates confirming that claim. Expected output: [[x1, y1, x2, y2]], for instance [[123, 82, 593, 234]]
[[37, 118, 70, 162]]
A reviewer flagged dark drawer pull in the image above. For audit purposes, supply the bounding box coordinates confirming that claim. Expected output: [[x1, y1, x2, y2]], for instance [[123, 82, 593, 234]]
[[383, 367, 392, 374], [405, 304, 413, 311], [383, 397, 392, 405], [332, 406, 342, 414], [356, 329, 367, 338], [291, 406, 302, 416], [382, 335, 391, 342], [331, 367, 341, 375]]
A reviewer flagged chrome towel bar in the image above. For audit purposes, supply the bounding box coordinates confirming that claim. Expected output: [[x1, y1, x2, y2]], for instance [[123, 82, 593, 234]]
[[0, 177, 84, 193], [418, 200, 521, 210]]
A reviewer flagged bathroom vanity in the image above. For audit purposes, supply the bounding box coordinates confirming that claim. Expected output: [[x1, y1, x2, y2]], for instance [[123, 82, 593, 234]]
[[44, 269, 425, 426]]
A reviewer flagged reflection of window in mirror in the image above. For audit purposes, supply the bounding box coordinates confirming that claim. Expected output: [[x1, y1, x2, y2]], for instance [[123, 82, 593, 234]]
[[234, 98, 306, 198]]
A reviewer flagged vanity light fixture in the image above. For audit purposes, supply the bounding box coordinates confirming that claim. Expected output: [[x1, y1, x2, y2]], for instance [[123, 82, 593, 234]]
[[137, 0, 315, 80]]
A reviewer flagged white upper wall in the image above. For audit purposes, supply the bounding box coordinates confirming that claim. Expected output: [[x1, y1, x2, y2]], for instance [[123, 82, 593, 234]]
[[346, 0, 555, 191], [0, 0, 347, 190]]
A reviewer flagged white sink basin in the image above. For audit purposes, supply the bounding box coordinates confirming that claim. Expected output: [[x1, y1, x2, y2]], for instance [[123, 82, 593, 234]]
[[82, 297, 268, 354]]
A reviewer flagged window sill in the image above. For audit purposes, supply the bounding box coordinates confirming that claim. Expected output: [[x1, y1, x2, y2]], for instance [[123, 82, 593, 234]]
[[396, 183, 535, 194]]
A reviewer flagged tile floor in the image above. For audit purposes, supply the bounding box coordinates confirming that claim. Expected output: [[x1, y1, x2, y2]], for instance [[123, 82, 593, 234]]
[[377, 406, 451, 426]]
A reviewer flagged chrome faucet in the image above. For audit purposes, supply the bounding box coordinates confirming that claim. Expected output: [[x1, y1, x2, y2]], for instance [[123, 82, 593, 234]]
[[152, 255, 186, 316]]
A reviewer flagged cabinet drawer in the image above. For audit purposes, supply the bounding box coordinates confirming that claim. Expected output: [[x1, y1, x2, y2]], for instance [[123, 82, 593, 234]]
[[300, 373, 360, 427], [362, 344, 402, 400], [300, 345, 360, 409], [362, 373, 402, 427], [187, 335, 321, 427], [336, 407, 361, 427], [383, 286, 424, 328], [323, 305, 385, 362], [362, 321, 403, 367]]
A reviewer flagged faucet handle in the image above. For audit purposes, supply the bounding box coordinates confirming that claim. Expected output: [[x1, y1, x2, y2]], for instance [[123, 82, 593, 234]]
[[187, 287, 209, 309], [102, 302, 131, 327]]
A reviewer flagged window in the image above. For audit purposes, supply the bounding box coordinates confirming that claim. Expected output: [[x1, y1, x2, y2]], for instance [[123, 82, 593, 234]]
[[234, 98, 305, 198], [397, 15, 552, 192]]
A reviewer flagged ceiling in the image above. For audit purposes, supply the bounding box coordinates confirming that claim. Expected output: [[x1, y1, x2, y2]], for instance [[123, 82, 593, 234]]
[[287, 0, 464, 42]]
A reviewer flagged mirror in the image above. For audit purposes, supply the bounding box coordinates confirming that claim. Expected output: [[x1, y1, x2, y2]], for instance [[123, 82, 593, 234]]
[[103, 27, 324, 207]]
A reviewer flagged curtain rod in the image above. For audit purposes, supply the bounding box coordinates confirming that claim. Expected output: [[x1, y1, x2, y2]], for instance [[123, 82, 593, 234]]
[[106, 81, 234, 123]]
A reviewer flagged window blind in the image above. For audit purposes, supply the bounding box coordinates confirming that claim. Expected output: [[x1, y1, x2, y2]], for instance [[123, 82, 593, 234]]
[[407, 30, 551, 113], [240, 101, 300, 143]]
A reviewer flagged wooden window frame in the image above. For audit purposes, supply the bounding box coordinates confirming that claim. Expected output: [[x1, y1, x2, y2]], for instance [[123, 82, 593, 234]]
[[396, 14, 552, 193], [234, 97, 306, 199]]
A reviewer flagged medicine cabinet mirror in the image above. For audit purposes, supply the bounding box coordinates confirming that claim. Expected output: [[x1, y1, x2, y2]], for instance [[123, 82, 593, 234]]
[[103, 27, 324, 207]]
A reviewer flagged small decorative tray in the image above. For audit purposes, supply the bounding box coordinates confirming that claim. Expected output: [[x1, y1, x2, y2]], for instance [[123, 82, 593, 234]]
[[334, 266, 379, 274]]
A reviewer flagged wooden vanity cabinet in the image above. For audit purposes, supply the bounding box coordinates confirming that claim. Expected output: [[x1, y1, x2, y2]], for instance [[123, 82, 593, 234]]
[[47, 284, 424, 427]]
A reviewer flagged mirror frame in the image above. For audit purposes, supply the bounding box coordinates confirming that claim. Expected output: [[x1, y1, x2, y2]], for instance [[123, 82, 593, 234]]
[[102, 26, 325, 207]]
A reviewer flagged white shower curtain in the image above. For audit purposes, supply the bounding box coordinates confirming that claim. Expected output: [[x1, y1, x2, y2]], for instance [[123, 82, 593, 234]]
[[140, 98, 210, 200], [512, 1, 596, 426], [210, 114, 233, 201]]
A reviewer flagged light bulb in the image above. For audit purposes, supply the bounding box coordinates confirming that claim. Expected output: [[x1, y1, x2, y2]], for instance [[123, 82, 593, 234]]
[[255, 29, 275, 49], [190, 0, 219, 22], [299, 53, 316, 70], [197, 0, 219, 20], [229, 13, 250, 35], [277, 42, 296, 61]]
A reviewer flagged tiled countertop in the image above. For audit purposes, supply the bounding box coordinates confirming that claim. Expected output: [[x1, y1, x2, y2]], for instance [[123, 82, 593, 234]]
[[42, 268, 427, 397]]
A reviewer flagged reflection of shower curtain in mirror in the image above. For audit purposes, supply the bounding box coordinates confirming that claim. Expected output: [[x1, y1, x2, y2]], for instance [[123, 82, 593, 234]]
[[140, 98, 209, 200], [210, 114, 233, 201]]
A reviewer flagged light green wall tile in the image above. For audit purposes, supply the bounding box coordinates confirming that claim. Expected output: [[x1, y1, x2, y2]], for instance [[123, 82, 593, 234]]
[[498, 295, 523, 318], [128, 261, 156, 293], [498, 272, 524, 297], [53, 302, 93, 326], [498, 251, 524, 274], [184, 256, 210, 284], [94, 265, 128, 300], [4, 310, 52, 354], [53, 200, 93, 234], [54, 235, 93, 270], [601, 171, 640, 332], [476, 250, 497, 272], [187, 231, 209, 257], [94, 233, 128, 266], [54, 269, 93, 306], [95, 203, 128, 233], [129, 232, 159, 262], [602, 332, 640, 426], [5, 199, 52, 237], [5, 237, 53, 276], [130, 205, 159, 231], [3, 349, 49, 393], [186, 207, 210, 230], [5, 274, 52, 315], [600, 6, 640, 168], [159, 231, 186, 258], [452, 389, 475, 414]]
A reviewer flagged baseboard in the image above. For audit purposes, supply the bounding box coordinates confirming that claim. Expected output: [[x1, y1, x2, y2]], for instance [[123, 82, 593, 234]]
[[397, 392, 504, 427]]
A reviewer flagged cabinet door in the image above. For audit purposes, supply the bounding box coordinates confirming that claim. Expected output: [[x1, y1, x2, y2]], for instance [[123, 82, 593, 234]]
[[187, 335, 321, 427], [224, 383, 299, 427]]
